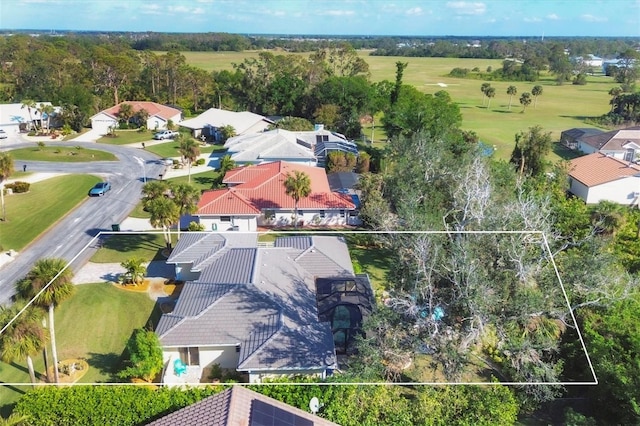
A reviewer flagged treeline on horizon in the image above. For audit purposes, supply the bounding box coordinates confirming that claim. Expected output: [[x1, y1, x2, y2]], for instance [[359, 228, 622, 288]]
[[1, 29, 638, 57]]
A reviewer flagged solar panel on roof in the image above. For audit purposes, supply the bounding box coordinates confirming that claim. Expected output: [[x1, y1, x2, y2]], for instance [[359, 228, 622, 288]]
[[250, 400, 314, 426]]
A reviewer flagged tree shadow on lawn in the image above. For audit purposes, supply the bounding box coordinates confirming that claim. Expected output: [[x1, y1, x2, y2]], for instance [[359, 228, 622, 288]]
[[86, 352, 122, 381], [99, 234, 165, 255], [191, 173, 218, 190], [552, 142, 582, 161]]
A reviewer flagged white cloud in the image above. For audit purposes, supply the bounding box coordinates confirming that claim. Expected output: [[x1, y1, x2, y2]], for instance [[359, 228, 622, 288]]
[[524, 17, 542, 23], [140, 3, 163, 15], [319, 9, 355, 16], [581, 14, 608, 22], [168, 5, 190, 13], [546, 13, 559, 20], [405, 7, 423, 16], [446, 1, 486, 15]]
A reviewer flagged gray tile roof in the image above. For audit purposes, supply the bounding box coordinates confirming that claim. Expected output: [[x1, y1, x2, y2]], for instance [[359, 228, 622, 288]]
[[294, 236, 354, 277], [147, 386, 339, 426], [238, 323, 336, 371], [157, 235, 353, 372], [167, 233, 226, 266], [275, 236, 312, 250], [197, 248, 257, 284], [158, 285, 279, 347]]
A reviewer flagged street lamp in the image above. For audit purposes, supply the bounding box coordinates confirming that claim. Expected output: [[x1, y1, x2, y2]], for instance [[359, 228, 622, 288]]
[[133, 156, 146, 183]]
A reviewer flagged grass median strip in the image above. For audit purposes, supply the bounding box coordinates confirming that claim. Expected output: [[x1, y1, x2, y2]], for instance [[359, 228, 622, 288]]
[[9, 146, 117, 162], [0, 174, 101, 251]]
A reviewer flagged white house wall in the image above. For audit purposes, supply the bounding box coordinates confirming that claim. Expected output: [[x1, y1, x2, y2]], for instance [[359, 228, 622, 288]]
[[91, 113, 117, 135], [571, 176, 640, 204], [247, 369, 327, 384], [259, 210, 350, 227], [199, 216, 257, 232], [162, 345, 239, 370]]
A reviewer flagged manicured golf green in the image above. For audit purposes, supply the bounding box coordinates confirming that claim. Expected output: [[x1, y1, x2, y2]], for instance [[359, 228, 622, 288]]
[[180, 50, 618, 161], [9, 146, 117, 162], [0, 174, 101, 251]]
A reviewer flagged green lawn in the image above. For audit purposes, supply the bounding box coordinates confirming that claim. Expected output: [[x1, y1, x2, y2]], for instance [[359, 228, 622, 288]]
[[347, 237, 392, 293], [167, 169, 222, 192], [90, 233, 167, 263], [0, 174, 101, 251], [55, 283, 160, 383], [145, 141, 226, 159], [9, 146, 117, 162], [0, 284, 158, 415], [96, 129, 156, 145]]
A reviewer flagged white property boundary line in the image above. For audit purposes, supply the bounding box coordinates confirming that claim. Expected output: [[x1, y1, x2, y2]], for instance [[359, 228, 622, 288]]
[[0, 230, 597, 387]]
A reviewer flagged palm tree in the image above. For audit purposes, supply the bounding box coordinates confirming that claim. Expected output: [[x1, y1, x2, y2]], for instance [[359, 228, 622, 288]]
[[147, 197, 180, 249], [171, 183, 200, 239], [519, 92, 532, 113], [0, 152, 14, 221], [609, 87, 622, 112], [21, 99, 37, 132], [141, 180, 170, 210], [218, 154, 236, 175], [507, 85, 517, 111], [38, 103, 55, 132], [0, 303, 49, 386], [219, 125, 236, 143], [178, 137, 200, 183], [480, 83, 491, 107], [120, 258, 147, 285], [0, 412, 31, 425], [591, 200, 626, 237], [531, 85, 543, 108], [16, 258, 74, 384], [117, 103, 134, 127], [485, 86, 496, 108], [283, 170, 311, 228]]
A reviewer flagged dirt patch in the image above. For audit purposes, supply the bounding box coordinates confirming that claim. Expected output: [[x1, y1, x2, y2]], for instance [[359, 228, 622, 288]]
[[47, 358, 89, 384]]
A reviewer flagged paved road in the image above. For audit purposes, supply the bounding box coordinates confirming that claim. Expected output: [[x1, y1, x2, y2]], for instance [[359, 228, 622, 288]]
[[0, 137, 167, 306]]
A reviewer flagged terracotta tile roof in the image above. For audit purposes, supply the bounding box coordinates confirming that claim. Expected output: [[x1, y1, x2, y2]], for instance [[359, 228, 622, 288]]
[[198, 161, 355, 215], [569, 152, 640, 187], [198, 189, 261, 215], [101, 101, 181, 120]]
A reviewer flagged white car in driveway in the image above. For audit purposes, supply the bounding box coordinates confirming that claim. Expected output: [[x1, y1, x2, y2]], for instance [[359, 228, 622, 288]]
[[153, 130, 179, 140], [0, 129, 7, 139]]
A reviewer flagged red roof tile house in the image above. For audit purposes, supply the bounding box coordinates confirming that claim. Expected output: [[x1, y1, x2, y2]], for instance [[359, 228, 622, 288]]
[[569, 152, 640, 204], [90, 101, 182, 135], [195, 161, 359, 231]]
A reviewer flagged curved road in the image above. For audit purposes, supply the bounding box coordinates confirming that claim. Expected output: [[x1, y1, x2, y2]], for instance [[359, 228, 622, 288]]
[[0, 139, 167, 306]]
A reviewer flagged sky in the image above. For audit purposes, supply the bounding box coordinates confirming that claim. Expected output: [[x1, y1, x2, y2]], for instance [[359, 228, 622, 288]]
[[0, 0, 639, 37]]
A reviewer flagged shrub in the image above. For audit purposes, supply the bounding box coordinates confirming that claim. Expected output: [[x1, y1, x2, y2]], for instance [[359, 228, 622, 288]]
[[118, 329, 163, 382], [37, 141, 45, 149], [449, 67, 469, 77], [5, 181, 31, 193], [187, 221, 205, 231], [195, 158, 206, 166]]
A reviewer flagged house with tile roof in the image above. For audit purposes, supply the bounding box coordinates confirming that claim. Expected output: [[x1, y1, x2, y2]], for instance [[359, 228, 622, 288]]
[[147, 385, 339, 426], [561, 126, 640, 162], [156, 232, 372, 385], [223, 126, 358, 167], [179, 108, 274, 142], [195, 161, 359, 232], [90, 101, 182, 135], [568, 152, 640, 204]]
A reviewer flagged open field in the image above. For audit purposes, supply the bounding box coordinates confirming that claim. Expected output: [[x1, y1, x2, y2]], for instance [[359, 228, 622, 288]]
[[0, 174, 101, 251], [90, 233, 166, 263], [181, 50, 617, 161]]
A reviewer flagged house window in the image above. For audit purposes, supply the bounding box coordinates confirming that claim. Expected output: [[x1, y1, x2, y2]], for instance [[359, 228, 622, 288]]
[[340, 209, 345, 217], [319, 210, 326, 218], [220, 216, 231, 222], [178, 347, 200, 366]]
